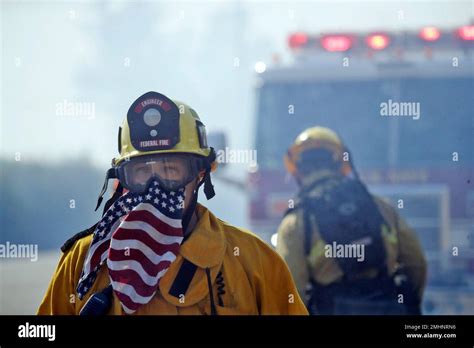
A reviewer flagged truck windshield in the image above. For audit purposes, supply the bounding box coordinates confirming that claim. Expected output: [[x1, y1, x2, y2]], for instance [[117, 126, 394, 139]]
[[255, 76, 473, 170]]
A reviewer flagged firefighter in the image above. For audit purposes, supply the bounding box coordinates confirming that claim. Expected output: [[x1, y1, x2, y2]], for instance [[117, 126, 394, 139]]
[[38, 91, 307, 315], [276, 126, 427, 315]]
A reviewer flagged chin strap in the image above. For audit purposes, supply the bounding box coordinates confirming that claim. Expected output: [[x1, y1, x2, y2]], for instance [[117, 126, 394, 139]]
[[95, 167, 119, 215], [182, 166, 210, 237], [203, 148, 216, 200], [203, 170, 215, 200], [182, 149, 216, 236], [101, 182, 123, 216]]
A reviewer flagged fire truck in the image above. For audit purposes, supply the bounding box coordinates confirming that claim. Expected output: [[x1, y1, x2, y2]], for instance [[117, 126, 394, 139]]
[[244, 24, 474, 314]]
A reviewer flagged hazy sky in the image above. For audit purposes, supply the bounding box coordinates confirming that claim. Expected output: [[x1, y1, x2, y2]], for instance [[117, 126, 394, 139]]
[[1, 0, 472, 170]]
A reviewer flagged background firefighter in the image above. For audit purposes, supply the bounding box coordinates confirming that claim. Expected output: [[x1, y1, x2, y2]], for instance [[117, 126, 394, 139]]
[[276, 126, 427, 315]]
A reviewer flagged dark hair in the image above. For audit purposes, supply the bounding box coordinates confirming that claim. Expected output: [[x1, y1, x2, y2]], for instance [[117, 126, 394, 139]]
[[296, 148, 341, 175]]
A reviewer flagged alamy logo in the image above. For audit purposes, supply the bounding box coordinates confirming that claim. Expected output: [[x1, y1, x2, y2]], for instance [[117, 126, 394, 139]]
[[0, 242, 38, 262], [56, 99, 95, 119], [324, 240, 367, 262], [215, 147, 257, 165], [380, 99, 420, 120], [18, 322, 55, 341]]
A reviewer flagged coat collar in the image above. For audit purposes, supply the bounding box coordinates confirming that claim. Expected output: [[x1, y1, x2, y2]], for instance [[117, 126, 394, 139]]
[[158, 204, 227, 307], [179, 203, 226, 268]]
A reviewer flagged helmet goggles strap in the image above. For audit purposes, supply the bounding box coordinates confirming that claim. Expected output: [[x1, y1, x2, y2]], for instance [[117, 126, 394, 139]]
[[95, 167, 118, 213]]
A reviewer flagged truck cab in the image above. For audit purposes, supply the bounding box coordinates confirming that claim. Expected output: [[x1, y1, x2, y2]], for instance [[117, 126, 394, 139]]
[[248, 25, 474, 313]]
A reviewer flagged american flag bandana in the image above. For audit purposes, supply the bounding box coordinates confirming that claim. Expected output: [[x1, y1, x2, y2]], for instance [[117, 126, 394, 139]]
[[77, 180, 185, 314]]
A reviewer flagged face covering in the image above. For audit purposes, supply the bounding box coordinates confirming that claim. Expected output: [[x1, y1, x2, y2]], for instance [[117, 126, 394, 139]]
[[77, 180, 185, 314]]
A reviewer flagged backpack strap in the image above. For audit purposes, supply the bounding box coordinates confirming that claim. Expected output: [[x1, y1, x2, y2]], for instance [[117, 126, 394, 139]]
[[60, 223, 98, 252], [302, 204, 313, 256]]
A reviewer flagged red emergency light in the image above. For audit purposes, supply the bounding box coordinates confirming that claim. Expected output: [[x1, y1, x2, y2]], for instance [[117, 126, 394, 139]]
[[287, 24, 474, 54], [288, 33, 309, 49], [320, 35, 354, 52], [457, 25, 474, 41], [419, 27, 441, 42], [366, 33, 390, 50]]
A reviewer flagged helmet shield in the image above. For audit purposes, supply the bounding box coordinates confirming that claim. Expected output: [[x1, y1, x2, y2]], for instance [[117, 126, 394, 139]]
[[117, 154, 203, 193], [127, 91, 180, 152]]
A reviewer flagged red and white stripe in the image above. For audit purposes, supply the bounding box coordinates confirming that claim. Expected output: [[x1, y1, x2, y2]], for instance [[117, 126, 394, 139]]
[[80, 201, 183, 314], [107, 202, 183, 313]]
